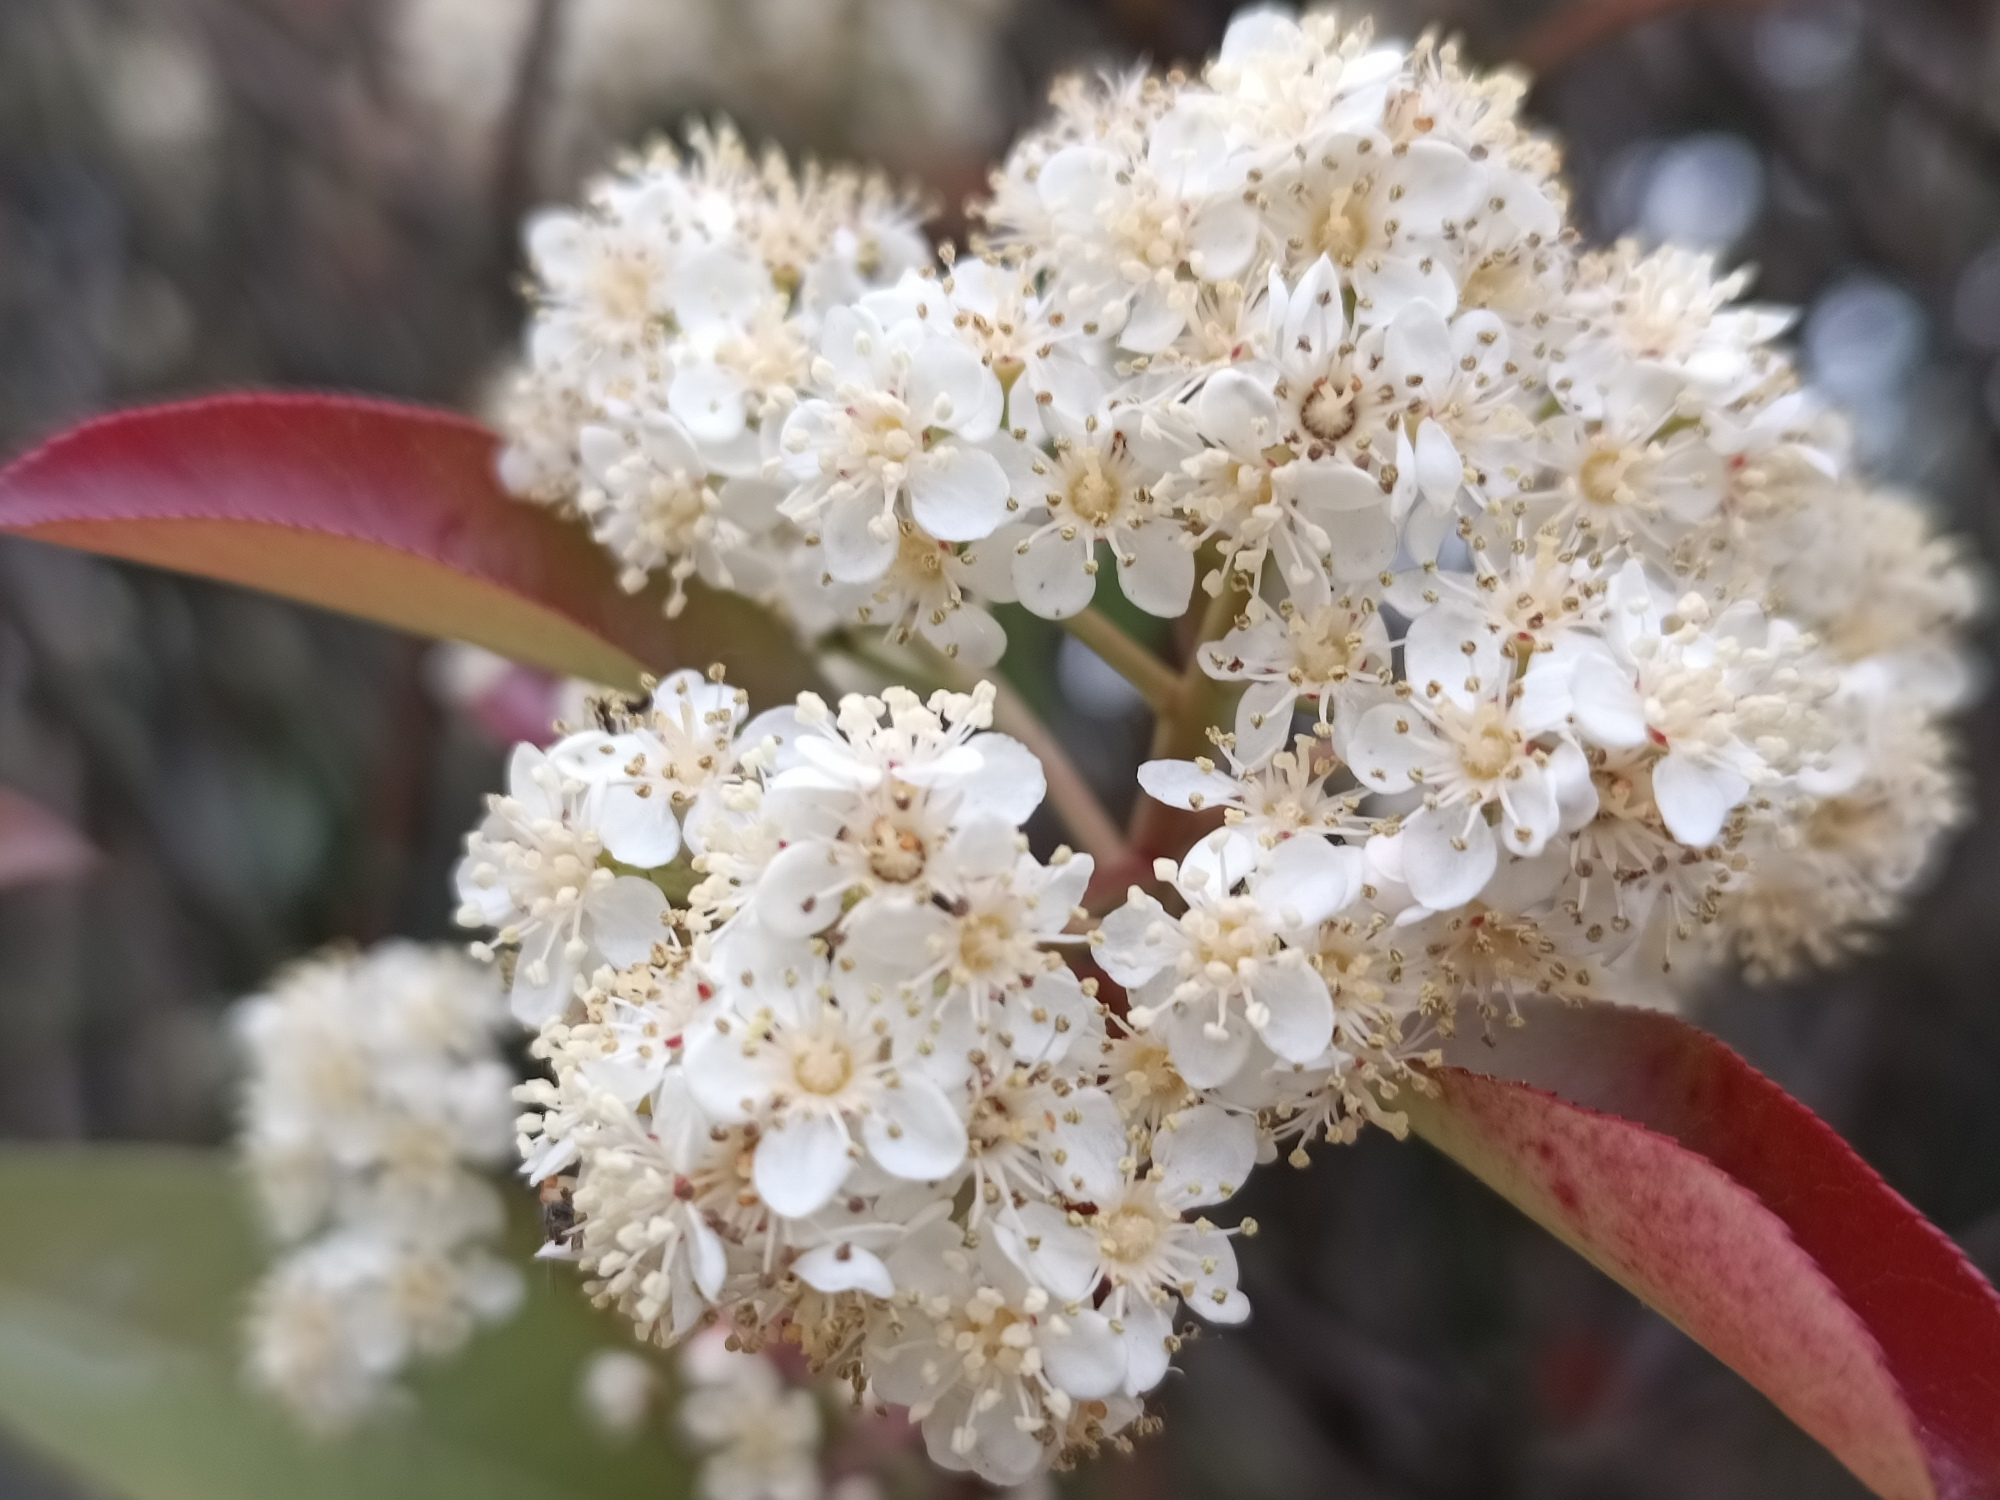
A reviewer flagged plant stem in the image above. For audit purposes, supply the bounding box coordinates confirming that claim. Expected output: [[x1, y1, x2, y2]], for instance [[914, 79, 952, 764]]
[[1059, 607, 1182, 715], [1130, 578, 1246, 860]]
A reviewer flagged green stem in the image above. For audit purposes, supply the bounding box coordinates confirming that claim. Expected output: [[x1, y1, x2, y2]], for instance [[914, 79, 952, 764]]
[[1130, 578, 1247, 859], [1058, 607, 1182, 715]]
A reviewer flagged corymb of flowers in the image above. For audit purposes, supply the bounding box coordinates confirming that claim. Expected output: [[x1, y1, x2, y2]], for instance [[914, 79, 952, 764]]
[[459, 6, 1980, 1486]]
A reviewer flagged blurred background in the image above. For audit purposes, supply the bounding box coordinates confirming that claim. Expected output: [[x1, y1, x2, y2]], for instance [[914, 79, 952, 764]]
[[1, 0, 1998, 1495]]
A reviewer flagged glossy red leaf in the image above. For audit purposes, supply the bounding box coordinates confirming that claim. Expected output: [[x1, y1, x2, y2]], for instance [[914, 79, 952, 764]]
[[0, 788, 94, 890], [0, 394, 821, 703], [1407, 999, 2000, 1500]]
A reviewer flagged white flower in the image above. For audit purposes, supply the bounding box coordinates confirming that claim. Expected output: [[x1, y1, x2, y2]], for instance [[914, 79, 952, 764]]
[[1198, 591, 1392, 764], [455, 743, 672, 1024], [1003, 365, 1197, 619], [741, 684, 1043, 937], [236, 943, 523, 1432], [684, 953, 969, 1218], [1349, 603, 1572, 909], [679, 1331, 823, 1500], [779, 300, 1019, 585], [1000, 1103, 1256, 1394], [1097, 835, 1361, 1088], [867, 1220, 1129, 1486]]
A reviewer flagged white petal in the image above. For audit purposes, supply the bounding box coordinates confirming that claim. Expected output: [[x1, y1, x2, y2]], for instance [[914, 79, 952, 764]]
[[1248, 962, 1335, 1064], [1500, 761, 1560, 858], [1117, 522, 1196, 617], [683, 1024, 776, 1124], [1096, 891, 1176, 984], [793, 1242, 895, 1298], [507, 956, 571, 1027], [1039, 1309, 1127, 1400], [754, 840, 851, 935], [1653, 752, 1749, 848], [1350, 702, 1438, 791], [1232, 679, 1298, 767], [1013, 527, 1096, 619], [822, 487, 899, 583], [1252, 835, 1363, 929], [1118, 1290, 1174, 1396], [687, 1213, 728, 1300], [918, 599, 1008, 668], [911, 445, 1010, 542], [1187, 199, 1259, 279], [1181, 1228, 1249, 1323], [1043, 1087, 1128, 1203], [862, 1077, 969, 1183], [1154, 998, 1253, 1089], [1401, 809, 1498, 910], [754, 1111, 853, 1218], [668, 363, 747, 446], [1195, 369, 1278, 454], [1120, 282, 1188, 354], [1385, 302, 1455, 392], [588, 876, 668, 965], [1154, 1104, 1256, 1208], [1572, 649, 1649, 749], [1405, 603, 1503, 710], [1136, 758, 1244, 812], [1414, 418, 1462, 507], [957, 733, 1047, 825], [908, 336, 1002, 441], [1002, 1202, 1101, 1302], [593, 783, 680, 869]]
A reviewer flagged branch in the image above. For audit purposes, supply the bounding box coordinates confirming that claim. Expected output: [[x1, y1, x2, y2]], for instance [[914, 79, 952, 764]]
[[1059, 607, 1182, 715]]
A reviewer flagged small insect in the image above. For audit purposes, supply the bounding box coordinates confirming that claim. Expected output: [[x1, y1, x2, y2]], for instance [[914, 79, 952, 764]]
[[538, 1174, 579, 1247]]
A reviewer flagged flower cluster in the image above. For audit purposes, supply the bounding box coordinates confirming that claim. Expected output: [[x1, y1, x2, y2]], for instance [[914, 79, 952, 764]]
[[676, 1330, 825, 1500], [479, 5, 1984, 1483], [478, 674, 1248, 1484], [235, 942, 522, 1431]]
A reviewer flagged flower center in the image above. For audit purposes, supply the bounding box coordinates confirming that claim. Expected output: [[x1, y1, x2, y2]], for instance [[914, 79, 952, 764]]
[[1066, 457, 1124, 526], [1457, 708, 1517, 782], [1313, 184, 1370, 264], [1291, 609, 1364, 681], [791, 1034, 855, 1096], [957, 911, 1015, 975], [1299, 375, 1360, 445], [865, 813, 929, 883], [591, 253, 657, 325], [1099, 1206, 1163, 1264], [1579, 442, 1635, 508]]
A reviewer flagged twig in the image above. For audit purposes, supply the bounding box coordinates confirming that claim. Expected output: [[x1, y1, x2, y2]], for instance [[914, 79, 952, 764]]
[[1511, 0, 1780, 76], [1128, 580, 1244, 861], [1059, 607, 1182, 715], [491, 0, 568, 276]]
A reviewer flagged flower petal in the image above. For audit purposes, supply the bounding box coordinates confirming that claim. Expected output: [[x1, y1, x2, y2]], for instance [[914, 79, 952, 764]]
[[1402, 808, 1498, 909], [911, 445, 1010, 542], [754, 1110, 853, 1218], [1154, 1104, 1257, 1208], [862, 1077, 969, 1183]]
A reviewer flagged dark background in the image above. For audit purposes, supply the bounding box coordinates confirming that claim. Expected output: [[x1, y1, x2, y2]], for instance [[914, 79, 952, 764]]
[[1, 1, 1997, 1495]]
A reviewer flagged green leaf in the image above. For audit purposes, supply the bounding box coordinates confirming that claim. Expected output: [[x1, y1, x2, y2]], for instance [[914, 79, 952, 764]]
[[0, 1146, 692, 1500]]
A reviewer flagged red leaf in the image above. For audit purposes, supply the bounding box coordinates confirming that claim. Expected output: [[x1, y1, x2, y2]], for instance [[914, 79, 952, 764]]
[[0, 394, 821, 703], [0, 788, 94, 890], [1406, 1000, 2000, 1500]]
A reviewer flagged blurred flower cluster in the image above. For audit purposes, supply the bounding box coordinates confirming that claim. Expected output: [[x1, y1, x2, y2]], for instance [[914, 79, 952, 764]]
[[235, 941, 522, 1430]]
